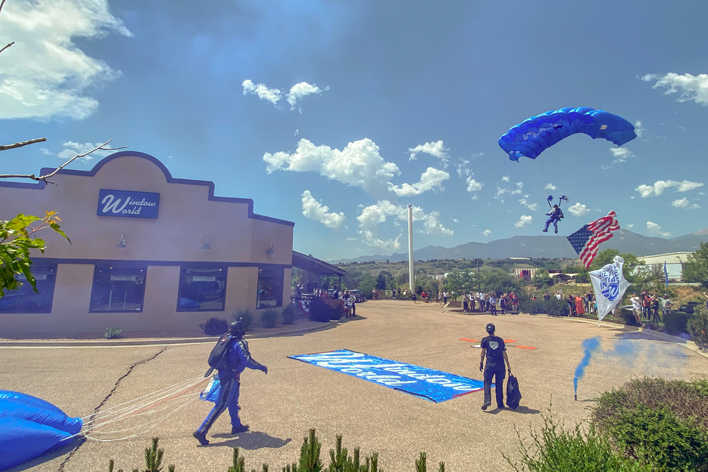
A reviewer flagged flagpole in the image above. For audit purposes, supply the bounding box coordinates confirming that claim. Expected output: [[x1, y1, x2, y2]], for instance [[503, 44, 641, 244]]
[[408, 204, 414, 292]]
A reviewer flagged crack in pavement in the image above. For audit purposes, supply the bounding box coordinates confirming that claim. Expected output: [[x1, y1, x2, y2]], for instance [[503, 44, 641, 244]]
[[58, 347, 168, 471]]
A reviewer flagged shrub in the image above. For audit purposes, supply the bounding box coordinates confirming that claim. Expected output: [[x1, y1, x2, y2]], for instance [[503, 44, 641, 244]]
[[619, 307, 640, 326], [104, 327, 122, 339], [664, 310, 691, 335], [591, 377, 708, 471], [199, 317, 228, 336], [231, 308, 254, 331], [505, 410, 649, 471], [308, 297, 344, 322], [260, 308, 279, 328], [282, 304, 297, 325], [525, 297, 567, 316], [688, 309, 708, 348]]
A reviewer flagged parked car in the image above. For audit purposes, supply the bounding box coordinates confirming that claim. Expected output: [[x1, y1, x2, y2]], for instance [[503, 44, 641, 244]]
[[350, 290, 365, 303]]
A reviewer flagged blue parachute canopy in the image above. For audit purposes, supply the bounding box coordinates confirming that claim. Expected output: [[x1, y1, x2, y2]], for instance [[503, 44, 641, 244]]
[[0, 390, 82, 470], [499, 107, 637, 161]]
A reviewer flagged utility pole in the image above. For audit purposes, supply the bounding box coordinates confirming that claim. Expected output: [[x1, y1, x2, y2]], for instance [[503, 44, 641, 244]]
[[408, 204, 414, 292]]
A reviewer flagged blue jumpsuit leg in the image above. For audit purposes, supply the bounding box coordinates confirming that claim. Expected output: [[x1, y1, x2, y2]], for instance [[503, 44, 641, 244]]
[[544, 217, 553, 231], [227, 380, 245, 429], [197, 373, 239, 434]]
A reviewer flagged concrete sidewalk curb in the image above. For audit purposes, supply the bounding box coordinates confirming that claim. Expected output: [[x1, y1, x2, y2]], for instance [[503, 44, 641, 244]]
[[565, 316, 708, 359], [0, 318, 341, 348]]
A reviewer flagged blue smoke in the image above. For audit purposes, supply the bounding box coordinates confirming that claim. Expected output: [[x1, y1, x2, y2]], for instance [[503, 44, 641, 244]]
[[574, 336, 601, 394]]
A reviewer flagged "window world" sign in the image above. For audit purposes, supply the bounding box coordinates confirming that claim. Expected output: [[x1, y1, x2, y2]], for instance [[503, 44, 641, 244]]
[[97, 189, 160, 219]]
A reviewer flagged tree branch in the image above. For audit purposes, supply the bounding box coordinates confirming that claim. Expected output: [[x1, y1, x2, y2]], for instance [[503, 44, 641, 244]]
[[0, 137, 47, 151], [0, 140, 127, 183]]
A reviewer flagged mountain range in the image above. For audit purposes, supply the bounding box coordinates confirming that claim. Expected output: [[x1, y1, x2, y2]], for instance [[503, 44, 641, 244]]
[[330, 229, 708, 263]]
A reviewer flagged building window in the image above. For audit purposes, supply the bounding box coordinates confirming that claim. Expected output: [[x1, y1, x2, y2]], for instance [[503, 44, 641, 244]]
[[0, 264, 57, 314], [178, 266, 226, 311], [257, 267, 283, 309], [90, 265, 146, 313]]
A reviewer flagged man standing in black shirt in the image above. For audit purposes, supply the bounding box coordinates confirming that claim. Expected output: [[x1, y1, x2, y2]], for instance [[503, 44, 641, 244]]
[[479, 323, 511, 410]]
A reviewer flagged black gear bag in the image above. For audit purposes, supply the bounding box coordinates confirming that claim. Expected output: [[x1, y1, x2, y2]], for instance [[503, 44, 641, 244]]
[[506, 374, 522, 410], [204, 334, 234, 377]]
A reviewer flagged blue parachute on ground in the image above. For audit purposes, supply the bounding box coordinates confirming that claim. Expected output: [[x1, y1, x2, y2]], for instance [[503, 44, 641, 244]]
[[499, 107, 637, 161], [0, 390, 82, 470]]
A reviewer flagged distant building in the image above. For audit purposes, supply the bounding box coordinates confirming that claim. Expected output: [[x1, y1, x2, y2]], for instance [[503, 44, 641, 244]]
[[637, 252, 691, 281], [510, 268, 539, 280]]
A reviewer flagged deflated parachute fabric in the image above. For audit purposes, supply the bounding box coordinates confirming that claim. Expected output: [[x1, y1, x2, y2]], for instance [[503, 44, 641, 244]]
[[499, 107, 637, 161], [0, 390, 82, 471]]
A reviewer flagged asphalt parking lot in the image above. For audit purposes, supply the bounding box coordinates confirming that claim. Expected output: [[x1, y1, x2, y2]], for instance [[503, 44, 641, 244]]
[[2, 300, 706, 471]]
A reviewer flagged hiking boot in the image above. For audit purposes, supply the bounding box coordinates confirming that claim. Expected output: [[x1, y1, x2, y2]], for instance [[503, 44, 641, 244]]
[[542, 229, 548, 232], [193, 430, 209, 446], [481, 402, 491, 411], [497, 404, 505, 410], [231, 424, 249, 434]]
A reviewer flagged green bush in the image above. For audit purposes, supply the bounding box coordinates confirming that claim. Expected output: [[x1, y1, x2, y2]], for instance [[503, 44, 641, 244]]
[[591, 377, 708, 471], [282, 304, 297, 325], [104, 327, 122, 339], [688, 309, 708, 348], [199, 317, 228, 335], [260, 308, 279, 328], [523, 297, 567, 316], [231, 308, 254, 331], [308, 297, 344, 322], [664, 310, 691, 335], [505, 410, 649, 471]]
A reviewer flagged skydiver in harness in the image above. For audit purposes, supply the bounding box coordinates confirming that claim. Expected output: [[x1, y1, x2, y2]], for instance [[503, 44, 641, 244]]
[[193, 319, 268, 446], [542, 195, 567, 233]]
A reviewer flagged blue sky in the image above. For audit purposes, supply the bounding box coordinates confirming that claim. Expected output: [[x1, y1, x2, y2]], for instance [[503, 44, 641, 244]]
[[2, 1, 707, 261]]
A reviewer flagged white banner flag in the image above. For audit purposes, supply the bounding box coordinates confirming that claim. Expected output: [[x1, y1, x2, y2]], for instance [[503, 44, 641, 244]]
[[589, 256, 630, 322]]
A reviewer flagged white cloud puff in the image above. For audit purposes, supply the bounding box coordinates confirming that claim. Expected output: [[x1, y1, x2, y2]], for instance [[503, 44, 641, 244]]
[[671, 197, 700, 210], [514, 215, 533, 228], [356, 201, 453, 251], [635, 180, 704, 198], [263, 138, 400, 195], [567, 202, 590, 217], [408, 140, 448, 161], [646, 221, 671, 237], [0, 0, 131, 120], [482, 229, 492, 237], [544, 183, 557, 191], [519, 198, 538, 211], [466, 177, 483, 192], [642, 73, 708, 106], [301, 190, 345, 229], [634, 120, 645, 138], [243, 79, 327, 110], [388, 167, 450, 196], [501, 175, 510, 182]]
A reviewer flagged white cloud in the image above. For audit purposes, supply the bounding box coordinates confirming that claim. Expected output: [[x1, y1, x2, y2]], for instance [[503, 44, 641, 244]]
[[626, 224, 634, 229], [456, 159, 471, 178], [482, 229, 492, 237], [544, 183, 557, 191], [388, 167, 450, 196], [242, 79, 282, 105], [452, 218, 459, 223], [263, 138, 400, 195], [671, 197, 700, 210], [356, 201, 453, 250], [519, 198, 538, 211], [567, 202, 590, 217], [642, 73, 708, 106], [496, 181, 523, 199], [243, 79, 328, 110], [634, 120, 645, 138], [408, 140, 448, 161], [635, 179, 704, 197], [610, 147, 635, 164], [53, 141, 115, 162], [287, 82, 327, 111], [301, 190, 345, 229], [501, 175, 510, 182], [0, 0, 131, 121], [466, 177, 483, 192], [646, 221, 671, 237], [514, 215, 533, 228]]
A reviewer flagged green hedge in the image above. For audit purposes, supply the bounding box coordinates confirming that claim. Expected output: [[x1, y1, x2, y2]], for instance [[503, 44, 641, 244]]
[[664, 311, 691, 335]]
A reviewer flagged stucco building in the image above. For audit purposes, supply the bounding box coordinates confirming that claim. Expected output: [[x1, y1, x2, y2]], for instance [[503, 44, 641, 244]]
[[0, 151, 295, 336]]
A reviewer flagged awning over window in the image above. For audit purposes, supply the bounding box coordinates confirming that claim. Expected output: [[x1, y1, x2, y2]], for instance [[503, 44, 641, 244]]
[[292, 251, 346, 277]]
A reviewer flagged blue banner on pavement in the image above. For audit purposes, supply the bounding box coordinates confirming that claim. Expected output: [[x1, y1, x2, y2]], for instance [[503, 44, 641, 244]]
[[289, 349, 483, 402]]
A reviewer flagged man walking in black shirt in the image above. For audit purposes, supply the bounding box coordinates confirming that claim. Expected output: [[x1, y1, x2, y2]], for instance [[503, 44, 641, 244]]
[[479, 323, 511, 410]]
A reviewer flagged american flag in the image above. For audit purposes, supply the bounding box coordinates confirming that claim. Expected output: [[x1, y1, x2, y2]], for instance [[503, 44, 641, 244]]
[[567, 211, 620, 268]]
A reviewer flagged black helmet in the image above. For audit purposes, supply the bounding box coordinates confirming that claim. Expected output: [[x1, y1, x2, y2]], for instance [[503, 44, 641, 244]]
[[229, 318, 245, 337], [486, 323, 495, 334]]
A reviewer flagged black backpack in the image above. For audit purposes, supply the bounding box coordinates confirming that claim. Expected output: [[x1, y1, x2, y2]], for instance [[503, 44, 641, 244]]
[[506, 374, 522, 410], [204, 333, 233, 377]]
